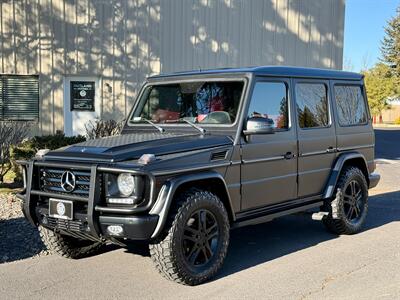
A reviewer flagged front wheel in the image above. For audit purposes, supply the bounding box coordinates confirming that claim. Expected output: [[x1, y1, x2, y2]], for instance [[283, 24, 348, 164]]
[[323, 167, 369, 235], [149, 189, 230, 285]]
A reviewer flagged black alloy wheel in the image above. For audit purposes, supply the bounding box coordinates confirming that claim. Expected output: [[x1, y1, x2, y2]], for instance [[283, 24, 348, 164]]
[[149, 189, 230, 285], [182, 209, 219, 269], [343, 180, 366, 223]]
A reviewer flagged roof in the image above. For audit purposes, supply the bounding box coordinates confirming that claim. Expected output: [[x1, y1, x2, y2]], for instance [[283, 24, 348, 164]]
[[148, 66, 363, 81]]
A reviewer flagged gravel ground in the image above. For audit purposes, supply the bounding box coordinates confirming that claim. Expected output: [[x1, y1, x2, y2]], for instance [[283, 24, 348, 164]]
[[0, 193, 48, 263]]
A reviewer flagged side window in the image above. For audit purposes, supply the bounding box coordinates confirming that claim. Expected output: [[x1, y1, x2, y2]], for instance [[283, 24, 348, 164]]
[[247, 82, 289, 130], [295, 83, 329, 128], [334, 85, 368, 126]]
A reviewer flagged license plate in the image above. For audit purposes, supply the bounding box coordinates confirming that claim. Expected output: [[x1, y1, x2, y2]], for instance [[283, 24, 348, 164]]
[[49, 198, 73, 220]]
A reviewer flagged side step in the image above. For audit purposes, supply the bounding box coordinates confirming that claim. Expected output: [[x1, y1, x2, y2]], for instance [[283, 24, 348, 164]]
[[311, 211, 329, 221]]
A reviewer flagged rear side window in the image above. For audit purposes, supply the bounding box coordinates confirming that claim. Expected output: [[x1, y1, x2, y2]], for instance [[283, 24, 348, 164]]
[[295, 83, 329, 128], [334, 85, 368, 126], [247, 82, 289, 130]]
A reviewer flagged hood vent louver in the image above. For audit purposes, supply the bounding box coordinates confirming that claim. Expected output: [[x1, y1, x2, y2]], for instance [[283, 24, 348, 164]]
[[210, 150, 228, 161]]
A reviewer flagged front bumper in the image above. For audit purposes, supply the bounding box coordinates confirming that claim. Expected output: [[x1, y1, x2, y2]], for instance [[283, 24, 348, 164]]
[[18, 160, 159, 241], [99, 215, 158, 240], [369, 172, 380, 189]]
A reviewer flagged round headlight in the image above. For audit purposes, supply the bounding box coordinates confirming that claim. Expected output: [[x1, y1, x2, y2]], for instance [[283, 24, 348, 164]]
[[117, 173, 135, 196]]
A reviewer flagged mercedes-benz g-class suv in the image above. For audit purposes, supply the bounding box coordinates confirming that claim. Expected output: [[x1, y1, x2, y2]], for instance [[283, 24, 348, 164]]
[[18, 66, 380, 285]]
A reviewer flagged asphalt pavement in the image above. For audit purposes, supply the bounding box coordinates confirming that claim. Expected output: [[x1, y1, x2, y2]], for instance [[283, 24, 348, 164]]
[[0, 128, 399, 299], [375, 128, 400, 160]]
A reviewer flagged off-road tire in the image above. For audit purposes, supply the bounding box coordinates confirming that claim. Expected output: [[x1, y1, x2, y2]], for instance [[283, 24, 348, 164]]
[[323, 167, 368, 235], [149, 188, 230, 285], [39, 226, 104, 259]]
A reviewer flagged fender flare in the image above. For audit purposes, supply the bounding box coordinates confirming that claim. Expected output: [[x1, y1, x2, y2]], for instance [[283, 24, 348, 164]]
[[323, 152, 369, 199], [149, 171, 234, 239]]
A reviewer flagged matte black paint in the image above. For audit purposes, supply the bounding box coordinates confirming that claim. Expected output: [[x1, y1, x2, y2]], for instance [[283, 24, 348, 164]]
[[17, 66, 379, 242], [45, 133, 233, 163]]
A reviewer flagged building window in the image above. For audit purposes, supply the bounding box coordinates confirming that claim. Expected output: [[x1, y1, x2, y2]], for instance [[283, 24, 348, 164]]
[[0, 75, 39, 121], [334, 85, 368, 126], [247, 82, 289, 130], [295, 83, 329, 128]]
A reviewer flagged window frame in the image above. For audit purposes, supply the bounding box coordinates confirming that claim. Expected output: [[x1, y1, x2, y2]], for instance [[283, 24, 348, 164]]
[[245, 77, 292, 133], [333, 83, 369, 128], [126, 76, 249, 129], [294, 80, 332, 130]]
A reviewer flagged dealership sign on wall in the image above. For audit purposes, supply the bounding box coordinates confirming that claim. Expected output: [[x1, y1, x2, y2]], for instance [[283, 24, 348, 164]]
[[70, 81, 95, 111]]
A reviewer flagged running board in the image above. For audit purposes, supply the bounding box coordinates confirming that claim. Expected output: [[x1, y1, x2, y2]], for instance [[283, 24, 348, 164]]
[[232, 201, 323, 229]]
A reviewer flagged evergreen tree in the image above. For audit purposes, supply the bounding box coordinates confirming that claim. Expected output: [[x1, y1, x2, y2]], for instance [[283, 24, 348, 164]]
[[381, 6, 400, 77]]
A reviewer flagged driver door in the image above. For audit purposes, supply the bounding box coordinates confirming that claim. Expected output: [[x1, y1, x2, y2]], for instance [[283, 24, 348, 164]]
[[240, 78, 297, 210]]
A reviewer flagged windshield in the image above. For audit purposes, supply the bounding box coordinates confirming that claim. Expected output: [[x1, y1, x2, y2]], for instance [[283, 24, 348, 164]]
[[129, 80, 244, 125]]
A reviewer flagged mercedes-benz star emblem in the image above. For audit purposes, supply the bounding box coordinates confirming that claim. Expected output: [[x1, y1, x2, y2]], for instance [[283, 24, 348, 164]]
[[61, 171, 76, 192], [56, 202, 66, 216]]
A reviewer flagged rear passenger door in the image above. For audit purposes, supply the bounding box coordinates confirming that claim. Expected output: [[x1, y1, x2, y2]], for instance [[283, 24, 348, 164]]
[[294, 79, 337, 197], [241, 78, 297, 210]]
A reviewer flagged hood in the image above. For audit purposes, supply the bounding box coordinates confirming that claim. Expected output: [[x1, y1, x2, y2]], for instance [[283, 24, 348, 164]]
[[44, 132, 233, 162]]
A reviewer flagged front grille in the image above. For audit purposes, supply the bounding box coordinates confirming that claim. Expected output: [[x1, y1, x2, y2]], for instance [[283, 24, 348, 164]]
[[40, 168, 91, 198], [46, 217, 88, 232]]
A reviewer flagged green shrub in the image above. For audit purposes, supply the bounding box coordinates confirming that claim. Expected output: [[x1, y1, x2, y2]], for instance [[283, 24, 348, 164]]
[[394, 117, 400, 125], [28, 133, 86, 150]]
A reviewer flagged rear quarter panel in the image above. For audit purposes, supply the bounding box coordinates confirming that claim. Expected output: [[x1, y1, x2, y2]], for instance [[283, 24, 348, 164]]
[[330, 79, 375, 173]]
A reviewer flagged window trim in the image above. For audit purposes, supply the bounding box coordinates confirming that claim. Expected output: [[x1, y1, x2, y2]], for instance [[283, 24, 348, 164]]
[[333, 83, 369, 128], [246, 77, 292, 133], [294, 80, 332, 130]]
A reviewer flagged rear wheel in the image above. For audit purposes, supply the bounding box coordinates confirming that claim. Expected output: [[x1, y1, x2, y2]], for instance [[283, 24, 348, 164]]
[[323, 167, 368, 234], [39, 226, 104, 259], [149, 188, 230, 285]]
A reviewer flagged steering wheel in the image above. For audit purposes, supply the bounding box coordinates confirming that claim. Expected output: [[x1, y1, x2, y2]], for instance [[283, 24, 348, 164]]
[[199, 111, 232, 124]]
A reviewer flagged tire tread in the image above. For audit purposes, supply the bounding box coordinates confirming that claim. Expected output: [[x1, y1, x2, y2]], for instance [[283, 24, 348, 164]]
[[323, 167, 368, 235], [149, 188, 229, 285], [39, 226, 104, 259]]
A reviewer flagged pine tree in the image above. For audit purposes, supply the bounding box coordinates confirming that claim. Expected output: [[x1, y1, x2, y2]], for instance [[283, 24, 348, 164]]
[[381, 6, 400, 77]]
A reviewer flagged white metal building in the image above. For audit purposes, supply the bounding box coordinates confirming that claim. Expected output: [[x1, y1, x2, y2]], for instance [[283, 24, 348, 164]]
[[0, 0, 345, 136]]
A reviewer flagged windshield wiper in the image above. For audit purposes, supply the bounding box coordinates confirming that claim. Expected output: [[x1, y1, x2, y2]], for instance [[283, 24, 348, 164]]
[[133, 117, 165, 133], [180, 119, 206, 134]]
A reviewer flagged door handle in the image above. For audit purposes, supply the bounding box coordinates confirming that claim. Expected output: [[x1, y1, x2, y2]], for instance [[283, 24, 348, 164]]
[[326, 146, 336, 153], [284, 152, 294, 159]]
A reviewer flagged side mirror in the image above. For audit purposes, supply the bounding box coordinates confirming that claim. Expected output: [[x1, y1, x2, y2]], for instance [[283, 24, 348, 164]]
[[243, 117, 275, 135]]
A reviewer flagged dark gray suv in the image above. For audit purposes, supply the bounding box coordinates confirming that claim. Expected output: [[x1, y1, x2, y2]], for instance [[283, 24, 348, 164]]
[[18, 66, 380, 285]]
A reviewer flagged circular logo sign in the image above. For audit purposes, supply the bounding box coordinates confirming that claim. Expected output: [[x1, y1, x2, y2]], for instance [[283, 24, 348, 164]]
[[79, 90, 87, 97], [56, 202, 66, 216]]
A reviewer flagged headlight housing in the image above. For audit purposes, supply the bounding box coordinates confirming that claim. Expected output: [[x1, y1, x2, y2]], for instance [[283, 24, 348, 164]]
[[105, 173, 144, 205]]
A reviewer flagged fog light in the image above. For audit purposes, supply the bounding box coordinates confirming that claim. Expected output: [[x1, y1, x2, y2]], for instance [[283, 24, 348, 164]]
[[107, 225, 123, 236]]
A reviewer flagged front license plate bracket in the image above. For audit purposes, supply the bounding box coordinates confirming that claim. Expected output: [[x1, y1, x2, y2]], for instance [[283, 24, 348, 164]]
[[49, 198, 73, 220]]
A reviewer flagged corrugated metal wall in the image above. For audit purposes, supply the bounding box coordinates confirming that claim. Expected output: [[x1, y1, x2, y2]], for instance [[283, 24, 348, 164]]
[[0, 0, 345, 135]]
